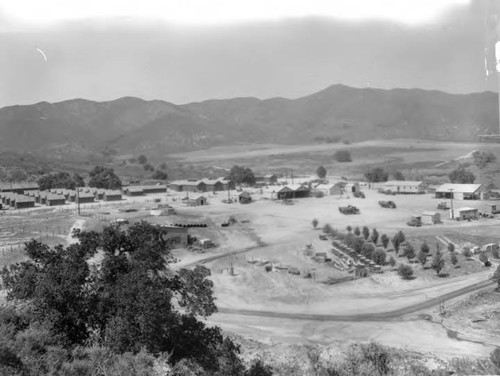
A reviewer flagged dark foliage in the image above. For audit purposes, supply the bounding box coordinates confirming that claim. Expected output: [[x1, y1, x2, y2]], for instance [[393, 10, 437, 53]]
[[364, 167, 388, 183], [228, 165, 256, 186], [334, 150, 352, 162], [448, 165, 475, 184], [316, 165, 327, 178], [88, 166, 122, 189], [38, 171, 85, 191], [0, 222, 252, 375], [152, 169, 168, 180]]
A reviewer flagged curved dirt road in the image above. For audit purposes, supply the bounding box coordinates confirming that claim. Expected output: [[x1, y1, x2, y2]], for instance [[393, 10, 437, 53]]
[[217, 279, 494, 321]]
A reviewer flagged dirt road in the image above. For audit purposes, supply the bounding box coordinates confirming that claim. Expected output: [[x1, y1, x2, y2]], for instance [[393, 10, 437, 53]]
[[217, 279, 494, 321]]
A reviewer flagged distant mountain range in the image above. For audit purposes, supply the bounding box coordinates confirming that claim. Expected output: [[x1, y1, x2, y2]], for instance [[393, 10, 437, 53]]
[[0, 85, 498, 158]]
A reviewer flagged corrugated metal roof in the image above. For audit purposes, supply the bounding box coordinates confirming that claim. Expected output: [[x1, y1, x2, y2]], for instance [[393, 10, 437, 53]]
[[436, 184, 483, 193]]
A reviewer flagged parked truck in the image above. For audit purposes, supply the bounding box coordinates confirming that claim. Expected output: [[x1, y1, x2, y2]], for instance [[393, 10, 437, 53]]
[[379, 200, 396, 209]]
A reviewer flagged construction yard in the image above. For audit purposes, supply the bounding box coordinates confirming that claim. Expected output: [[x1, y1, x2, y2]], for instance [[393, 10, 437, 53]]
[[1, 181, 499, 361]]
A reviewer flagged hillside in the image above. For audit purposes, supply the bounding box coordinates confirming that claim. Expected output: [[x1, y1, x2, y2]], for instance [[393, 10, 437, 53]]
[[0, 85, 498, 159]]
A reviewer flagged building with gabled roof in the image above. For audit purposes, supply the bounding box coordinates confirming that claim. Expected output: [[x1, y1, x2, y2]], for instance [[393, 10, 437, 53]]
[[381, 181, 425, 194], [435, 184, 485, 200]]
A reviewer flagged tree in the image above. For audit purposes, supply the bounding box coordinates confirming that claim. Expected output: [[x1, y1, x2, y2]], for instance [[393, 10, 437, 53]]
[[431, 250, 445, 276], [447, 243, 455, 253], [451, 252, 458, 267], [391, 231, 406, 254], [463, 248, 472, 259], [389, 256, 396, 268], [245, 359, 273, 376], [403, 243, 415, 260], [0, 222, 239, 373], [362, 226, 370, 241], [334, 150, 352, 162], [370, 228, 379, 244], [361, 243, 375, 260], [491, 265, 500, 289], [228, 165, 256, 186], [417, 250, 427, 267], [380, 234, 389, 249], [138, 155, 148, 165], [143, 163, 154, 171], [346, 225, 352, 233], [364, 167, 388, 183], [312, 219, 319, 229], [152, 170, 168, 180], [316, 165, 327, 178], [88, 166, 122, 190], [354, 227, 361, 236], [420, 241, 430, 254], [73, 173, 85, 187], [397, 264, 414, 280], [373, 248, 386, 265], [38, 171, 84, 191], [392, 170, 405, 181], [472, 150, 496, 169], [448, 165, 475, 184], [159, 162, 167, 170], [323, 224, 333, 234]]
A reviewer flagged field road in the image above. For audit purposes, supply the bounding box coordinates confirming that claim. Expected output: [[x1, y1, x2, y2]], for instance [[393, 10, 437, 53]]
[[217, 279, 494, 322]]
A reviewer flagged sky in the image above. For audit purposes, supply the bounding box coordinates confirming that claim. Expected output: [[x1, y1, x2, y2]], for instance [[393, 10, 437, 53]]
[[0, 0, 498, 107]]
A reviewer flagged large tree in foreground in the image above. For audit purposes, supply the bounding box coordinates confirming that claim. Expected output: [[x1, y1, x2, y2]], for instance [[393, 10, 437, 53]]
[[1, 222, 236, 372]]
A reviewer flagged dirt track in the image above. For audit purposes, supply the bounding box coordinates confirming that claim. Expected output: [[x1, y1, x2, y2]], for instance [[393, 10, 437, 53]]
[[217, 279, 494, 321]]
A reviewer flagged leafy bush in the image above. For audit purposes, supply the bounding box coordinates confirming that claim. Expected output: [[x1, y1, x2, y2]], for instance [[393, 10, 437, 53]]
[[397, 264, 414, 280], [334, 150, 352, 162], [448, 165, 475, 184], [364, 167, 388, 183]]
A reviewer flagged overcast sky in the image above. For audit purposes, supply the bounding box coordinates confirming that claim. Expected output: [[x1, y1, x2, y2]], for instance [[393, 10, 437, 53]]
[[0, 0, 497, 107]]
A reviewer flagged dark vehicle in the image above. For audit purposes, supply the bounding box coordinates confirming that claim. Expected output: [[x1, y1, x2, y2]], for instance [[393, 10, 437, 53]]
[[339, 205, 360, 215], [353, 191, 365, 198], [378, 200, 396, 209]]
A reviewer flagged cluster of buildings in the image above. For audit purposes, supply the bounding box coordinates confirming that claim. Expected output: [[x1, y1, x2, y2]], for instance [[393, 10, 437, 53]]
[[0, 182, 169, 210], [168, 178, 233, 193]]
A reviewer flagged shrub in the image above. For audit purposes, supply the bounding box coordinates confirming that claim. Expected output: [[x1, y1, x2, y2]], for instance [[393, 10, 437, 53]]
[[420, 242, 430, 254], [364, 167, 388, 183], [316, 165, 327, 178], [312, 219, 319, 229], [334, 150, 352, 162], [389, 256, 396, 268], [431, 250, 445, 276], [398, 264, 414, 280]]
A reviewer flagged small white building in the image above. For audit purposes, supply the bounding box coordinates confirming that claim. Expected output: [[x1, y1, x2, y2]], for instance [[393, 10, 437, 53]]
[[421, 211, 441, 224], [452, 207, 479, 220]]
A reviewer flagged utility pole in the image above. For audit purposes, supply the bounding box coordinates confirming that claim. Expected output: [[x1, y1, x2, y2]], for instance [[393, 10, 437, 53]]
[[76, 187, 81, 216], [449, 188, 454, 219]]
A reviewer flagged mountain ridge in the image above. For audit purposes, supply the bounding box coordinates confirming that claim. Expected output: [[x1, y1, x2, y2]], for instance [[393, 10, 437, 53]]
[[0, 85, 498, 158]]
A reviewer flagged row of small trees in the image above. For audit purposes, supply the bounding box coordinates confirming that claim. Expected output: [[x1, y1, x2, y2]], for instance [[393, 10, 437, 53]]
[[313, 220, 473, 280]]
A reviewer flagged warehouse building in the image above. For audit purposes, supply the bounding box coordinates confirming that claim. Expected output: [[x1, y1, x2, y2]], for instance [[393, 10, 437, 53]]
[[435, 184, 485, 200]]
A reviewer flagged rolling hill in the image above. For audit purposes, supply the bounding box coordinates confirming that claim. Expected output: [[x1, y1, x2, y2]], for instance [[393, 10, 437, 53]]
[[0, 85, 498, 159]]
